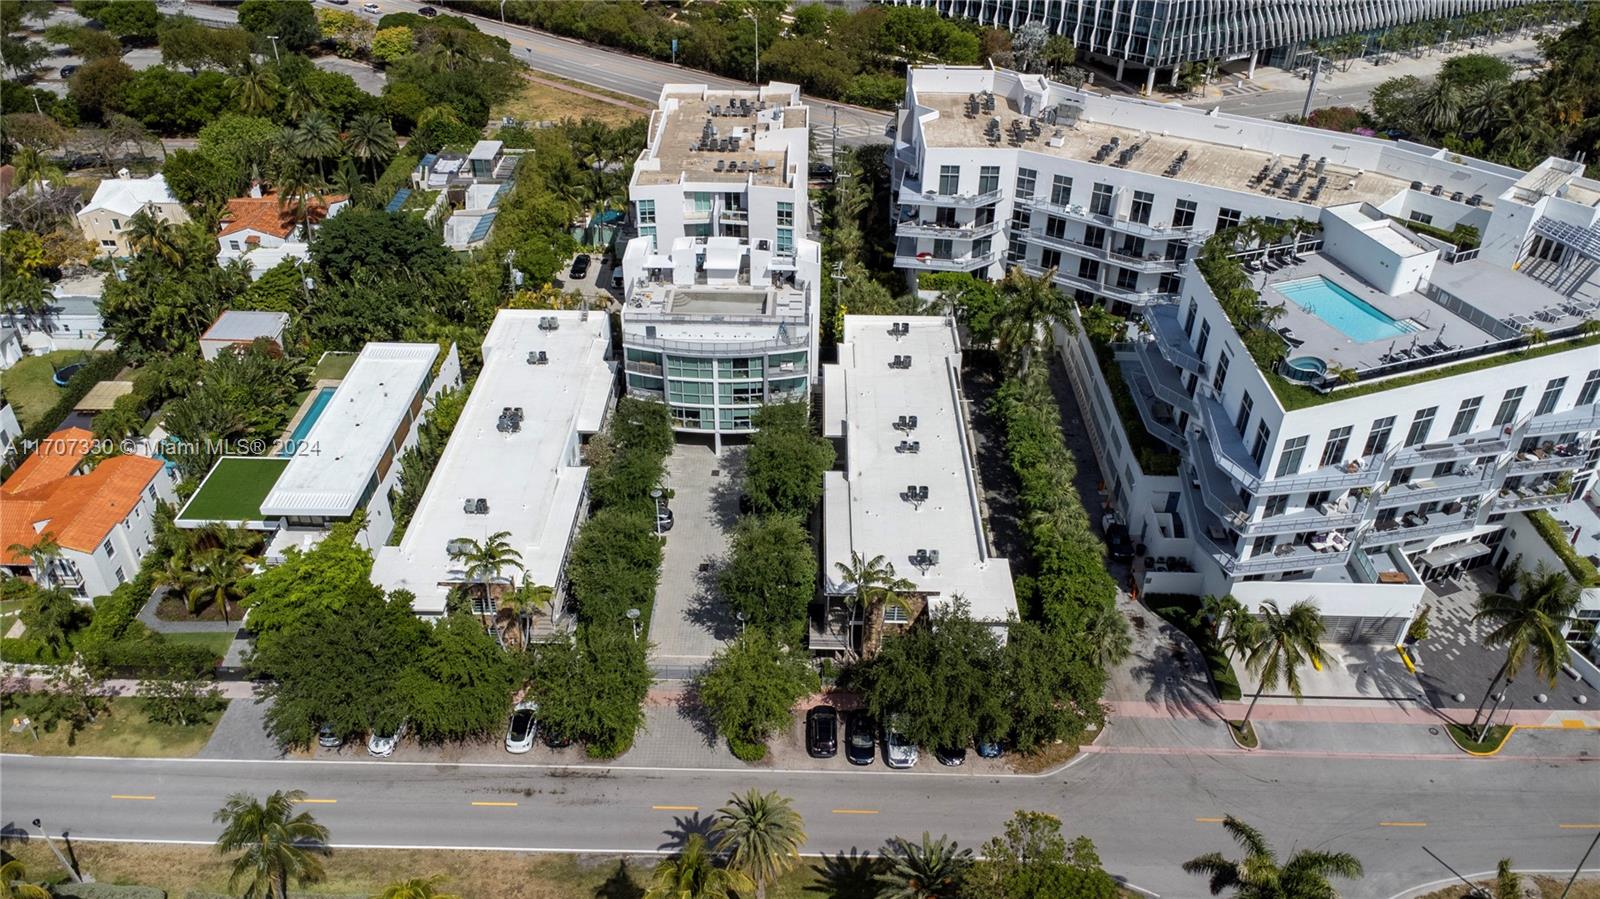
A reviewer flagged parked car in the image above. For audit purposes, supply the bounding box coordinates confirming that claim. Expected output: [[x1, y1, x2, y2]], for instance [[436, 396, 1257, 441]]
[[543, 729, 573, 749], [1105, 523, 1134, 562], [806, 706, 838, 758], [417, 5, 438, 16], [505, 701, 538, 754], [367, 721, 406, 758], [569, 254, 591, 280], [884, 719, 918, 769], [844, 711, 876, 766], [58, 65, 78, 79], [324, 0, 349, 5], [317, 723, 341, 749], [934, 745, 967, 767], [361, 2, 380, 12], [976, 739, 1003, 759]]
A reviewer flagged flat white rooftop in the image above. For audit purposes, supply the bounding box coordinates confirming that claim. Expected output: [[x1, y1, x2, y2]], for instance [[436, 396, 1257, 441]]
[[261, 343, 438, 519], [371, 311, 616, 615], [821, 315, 1017, 623]]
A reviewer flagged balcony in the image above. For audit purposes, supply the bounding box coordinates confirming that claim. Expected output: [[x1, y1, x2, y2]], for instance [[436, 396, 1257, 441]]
[[1377, 467, 1495, 508], [1131, 340, 1194, 414], [1124, 366, 1186, 451], [1140, 303, 1206, 374], [1524, 404, 1600, 438], [1393, 433, 1511, 466], [718, 207, 749, 224], [1490, 486, 1571, 512], [896, 250, 1001, 272], [898, 184, 1003, 208], [624, 359, 663, 376], [1242, 501, 1369, 537], [1191, 394, 1265, 491], [1020, 263, 1177, 307], [1014, 196, 1203, 239], [896, 219, 1003, 240], [1509, 449, 1590, 475], [1195, 523, 1353, 575], [1364, 510, 1481, 546], [1025, 230, 1181, 273]]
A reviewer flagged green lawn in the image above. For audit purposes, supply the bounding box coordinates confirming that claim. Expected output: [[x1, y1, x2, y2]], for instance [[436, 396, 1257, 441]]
[[4, 350, 97, 429], [177, 457, 290, 522], [311, 351, 359, 382], [162, 631, 235, 662], [0, 696, 225, 758]]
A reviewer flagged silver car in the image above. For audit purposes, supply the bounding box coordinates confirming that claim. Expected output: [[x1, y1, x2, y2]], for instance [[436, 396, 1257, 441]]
[[367, 721, 406, 758], [884, 720, 919, 769]]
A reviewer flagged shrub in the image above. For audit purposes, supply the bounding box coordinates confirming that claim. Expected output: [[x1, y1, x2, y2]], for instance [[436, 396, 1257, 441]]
[[1527, 510, 1600, 586]]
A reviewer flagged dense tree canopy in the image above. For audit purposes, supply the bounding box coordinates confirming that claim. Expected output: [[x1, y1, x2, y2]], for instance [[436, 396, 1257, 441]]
[[718, 514, 816, 632], [695, 629, 819, 761], [744, 403, 834, 518]]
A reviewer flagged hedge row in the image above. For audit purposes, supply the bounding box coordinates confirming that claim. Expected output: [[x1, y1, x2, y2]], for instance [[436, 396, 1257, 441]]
[[1527, 509, 1600, 586]]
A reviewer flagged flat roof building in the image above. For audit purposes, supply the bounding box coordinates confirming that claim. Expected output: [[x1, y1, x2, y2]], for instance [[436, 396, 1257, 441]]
[[817, 315, 1017, 656], [371, 311, 616, 618], [200, 311, 290, 361]]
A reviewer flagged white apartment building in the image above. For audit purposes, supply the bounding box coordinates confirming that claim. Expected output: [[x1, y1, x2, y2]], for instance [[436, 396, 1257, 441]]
[[894, 66, 1600, 641], [622, 83, 820, 447], [372, 310, 616, 621], [818, 315, 1018, 656]]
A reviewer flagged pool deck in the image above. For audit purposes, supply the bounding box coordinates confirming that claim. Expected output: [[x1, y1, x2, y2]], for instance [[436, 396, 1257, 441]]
[[276, 381, 340, 453]]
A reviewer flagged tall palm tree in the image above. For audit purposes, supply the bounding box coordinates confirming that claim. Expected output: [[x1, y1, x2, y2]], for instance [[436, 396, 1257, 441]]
[[280, 78, 325, 124], [1183, 815, 1362, 897], [874, 832, 973, 899], [1468, 564, 1579, 736], [344, 112, 398, 182], [448, 531, 524, 624], [157, 550, 202, 613], [993, 265, 1075, 376], [19, 588, 80, 657], [372, 875, 461, 899], [294, 111, 342, 181], [125, 207, 183, 264], [272, 161, 327, 242], [0, 858, 51, 899], [228, 62, 280, 116], [712, 789, 807, 899], [497, 581, 554, 648], [644, 833, 753, 899], [1237, 599, 1325, 727], [213, 789, 331, 899], [1415, 77, 1462, 136], [191, 545, 249, 626], [7, 533, 63, 590], [833, 551, 916, 656]]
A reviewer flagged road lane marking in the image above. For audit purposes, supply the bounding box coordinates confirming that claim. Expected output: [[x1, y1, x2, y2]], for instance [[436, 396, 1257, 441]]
[[294, 798, 337, 804], [110, 795, 155, 801], [1559, 824, 1600, 829], [652, 805, 698, 811], [470, 801, 519, 807], [1195, 817, 1225, 823], [831, 809, 879, 815], [1379, 822, 1427, 827]]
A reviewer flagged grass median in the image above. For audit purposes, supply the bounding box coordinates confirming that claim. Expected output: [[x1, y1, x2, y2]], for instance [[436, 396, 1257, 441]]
[[0, 696, 225, 758]]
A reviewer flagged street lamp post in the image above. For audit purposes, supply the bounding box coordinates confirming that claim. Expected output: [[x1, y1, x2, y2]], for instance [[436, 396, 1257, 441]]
[[746, 10, 760, 86], [735, 611, 746, 635], [33, 818, 85, 884], [626, 607, 641, 641], [651, 487, 665, 537], [267, 35, 281, 64], [499, 0, 507, 24]]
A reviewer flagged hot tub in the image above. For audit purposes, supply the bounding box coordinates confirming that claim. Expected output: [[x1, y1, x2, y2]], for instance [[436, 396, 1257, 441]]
[[1282, 356, 1328, 383]]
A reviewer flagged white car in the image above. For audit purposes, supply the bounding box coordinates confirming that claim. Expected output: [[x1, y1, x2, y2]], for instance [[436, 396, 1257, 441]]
[[361, 2, 381, 13], [367, 721, 406, 758], [505, 701, 538, 754], [884, 722, 919, 769]]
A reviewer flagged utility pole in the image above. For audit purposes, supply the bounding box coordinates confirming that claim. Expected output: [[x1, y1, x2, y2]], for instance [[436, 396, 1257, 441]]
[[1299, 55, 1323, 122], [830, 106, 838, 182], [747, 10, 760, 85], [33, 819, 85, 884]]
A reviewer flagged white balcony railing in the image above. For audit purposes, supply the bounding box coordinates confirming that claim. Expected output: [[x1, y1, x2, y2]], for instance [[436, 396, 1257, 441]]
[[895, 250, 1001, 272]]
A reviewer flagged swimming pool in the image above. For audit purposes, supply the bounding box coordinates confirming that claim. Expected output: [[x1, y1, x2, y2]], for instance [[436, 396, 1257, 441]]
[[1276, 276, 1415, 343], [280, 386, 336, 456]]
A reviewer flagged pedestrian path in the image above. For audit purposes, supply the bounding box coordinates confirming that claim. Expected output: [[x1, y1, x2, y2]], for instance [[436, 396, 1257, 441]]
[[1104, 698, 1600, 728], [645, 445, 739, 663], [136, 587, 239, 634]]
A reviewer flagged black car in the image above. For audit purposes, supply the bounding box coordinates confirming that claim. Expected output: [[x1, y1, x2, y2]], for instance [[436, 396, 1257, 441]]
[[1104, 523, 1134, 562], [417, 6, 439, 16], [59, 64, 79, 79], [569, 254, 591, 280], [806, 706, 838, 758], [543, 729, 573, 749], [976, 739, 1003, 759], [934, 745, 967, 767], [844, 711, 876, 766]]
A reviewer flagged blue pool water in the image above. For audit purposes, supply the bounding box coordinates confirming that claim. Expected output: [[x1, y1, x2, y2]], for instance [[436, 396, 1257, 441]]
[[280, 386, 336, 455], [1276, 276, 1413, 343]]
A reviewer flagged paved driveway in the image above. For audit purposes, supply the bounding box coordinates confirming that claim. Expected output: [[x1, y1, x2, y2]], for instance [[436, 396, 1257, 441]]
[[646, 444, 741, 670]]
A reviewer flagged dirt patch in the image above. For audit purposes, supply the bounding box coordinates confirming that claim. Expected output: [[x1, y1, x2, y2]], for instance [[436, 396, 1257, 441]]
[[0, 696, 223, 758], [1415, 875, 1600, 899], [154, 595, 243, 623], [495, 74, 650, 128], [1007, 736, 1085, 775]]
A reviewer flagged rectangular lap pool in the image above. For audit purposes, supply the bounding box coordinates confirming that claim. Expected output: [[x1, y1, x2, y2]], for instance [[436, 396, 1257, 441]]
[[1275, 276, 1416, 343], [280, 386, 336, 455]]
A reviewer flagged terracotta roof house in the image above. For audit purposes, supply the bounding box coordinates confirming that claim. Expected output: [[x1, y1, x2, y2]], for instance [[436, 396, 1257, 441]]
[[0, 428, 178, 598], [216, 191, 348, 280]]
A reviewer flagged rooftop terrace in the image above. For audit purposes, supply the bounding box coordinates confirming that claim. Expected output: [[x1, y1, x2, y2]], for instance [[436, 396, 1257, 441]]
[[635, 88, 806, 188]]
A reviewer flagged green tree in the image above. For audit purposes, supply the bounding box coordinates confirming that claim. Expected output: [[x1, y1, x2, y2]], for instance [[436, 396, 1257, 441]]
[[237, 0, 321, 53], [1469, 564, 1581, 736], [711, 790, 807, 899], [189, 543, 250, 625], [644, 834, 753, 899], [213, 789, 332, 899], [971, 811, 1119, 899], [1237, 600, 1326, 728], [245, 520, 376, 639], [527, 624, 652, 758], [718, 514, 815, 631], [695, 629, 819, 760], [993, 265, 1074, 375], [919, 272, 1001, 346], [372, 26, 416, 65], [744, 402, 835, 517], [999, 621, 1103, 751], [311, 208, 455, 283], [445, 530, 523, 624], [876, 832, 972, 899], [832, 551, 915, 657], [139, 675, 226, 727], [43, 24, 122, 61], [344, 112, 399, 181], [229, 61, 282, 117], [75, 0, 158, 41], [158, 16, 252, 72], [1440, 52, 1513, 87], [125, 207, 183, 265], [69, 57, 135, 121], [372, 876, 461, 899], [18, 587, 84, 657], [567, 507, 662, 625], [1182, 815, 1362, 898], [403, 613, 517, 743]]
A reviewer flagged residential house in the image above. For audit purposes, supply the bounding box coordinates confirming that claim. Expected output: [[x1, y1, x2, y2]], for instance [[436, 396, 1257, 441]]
[[76, 170, 189, 258], [199, 311, 291, 361], [215, 191, 348, 279]]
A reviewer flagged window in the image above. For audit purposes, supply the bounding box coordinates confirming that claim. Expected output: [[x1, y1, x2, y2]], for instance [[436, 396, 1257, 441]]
[[1449, 397, 1483, 437], [1118, 235, 1146, 258], [1319, 425, 1353, 467], [102, 540, 115, 559], [1306, 490, 1330, 510], [1263, 494, 1288, 518], [1492, 386, 1526, 428], [1083, 225, 1106, 249], [1164, 242, 1188, 262], [102, 239, 118, 248], [228, 240, 241, 251], [1251, 422, 1271, 465], [1016, 167, 1037, 198], [1007, 241, 1027, 264], [1050, 174, 1073, 206], [1195, 321, 1211, 360], [1040, 248, 1061, 269], [1115, 267, 1138, 291], [935, 207, 957, 227], [1183, 302, 1198, 337], [691, 192, 712, 213], [1077, 258, 1099, 280], [111, 218, 121, 229], [1577, 369, 1600, 407], [1158, 273, 1183, 294], [1408, 210, 1434, 225], [1404, 407, 1437, 447], [776, 227, 793, 253], [1212, 352, 1231, 392], [1536, 377, 1568, 416], [978, 165, 1000, 194], [1010, 207, 1031, 233], [1090, 183, 1114, 216], [639, 226, 657, 249], [1363, 416, 1395, 456], [973, 236, 992, 258], [1172, 199, 1197, 228], [636, 199, 655, 224], [114, 567, 125, 585], [1235, 392, 1254, 437], [939, 165, 960, 195], [776, 201, 794, 227], [1130, 191, 1154, 224], [147, 485, 158, 501], [667, 356, 714, 378], [1216, 207, 1241, 232], [933, 238, 953, 259], [1045, 216, 1067, 239], [883, 601, 911, 624]]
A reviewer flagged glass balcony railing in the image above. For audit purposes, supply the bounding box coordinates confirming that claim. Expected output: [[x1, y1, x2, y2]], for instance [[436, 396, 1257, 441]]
[[1364, 510, 1480, 546], [895, 219, 1004, 240], [895, 250, 1001, 271], [898, 185, 1004, 207]]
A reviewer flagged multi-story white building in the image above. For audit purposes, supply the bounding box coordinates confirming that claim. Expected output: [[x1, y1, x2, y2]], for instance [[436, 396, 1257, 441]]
[[894, 66, 1600, 641], [621, 83, 821, 447], [817, 315, 1018, 656], [76, 170, 189, 258], [371, 311, 616, 622]]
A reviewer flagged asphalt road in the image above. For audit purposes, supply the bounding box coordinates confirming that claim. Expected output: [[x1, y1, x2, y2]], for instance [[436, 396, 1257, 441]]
[[4, 747, 1595, 898]]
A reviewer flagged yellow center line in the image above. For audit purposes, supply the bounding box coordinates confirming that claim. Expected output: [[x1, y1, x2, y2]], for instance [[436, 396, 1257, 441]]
[[1559, 824, 1600, 829], [652, 805, 699, 811], [1379, 822, 1428, 827], [293, 798, 337, 804], [831, 809, 880, 815], [470, 801, 519, 807], [110, 795, 156, 801], [1195, 817, 1225, 823]]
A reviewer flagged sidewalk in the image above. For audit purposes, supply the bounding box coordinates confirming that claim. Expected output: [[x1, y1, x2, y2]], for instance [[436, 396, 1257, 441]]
[[1104, 697, 1600, 728]]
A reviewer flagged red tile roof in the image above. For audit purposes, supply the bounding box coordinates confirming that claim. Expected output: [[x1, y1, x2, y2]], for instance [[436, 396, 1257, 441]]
[[218, 192, 346, 240], [0, 429, 163, 565]]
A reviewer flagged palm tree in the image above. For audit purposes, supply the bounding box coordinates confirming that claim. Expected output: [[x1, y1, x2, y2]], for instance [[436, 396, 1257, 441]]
[[294, 111, 342, 181], [191, 545, 249, 626], [344, 112, 398, 182], [1199, 594, 1242, 638], [372, 875, 461, 899], [7, 533, 63, 590], [213, 789, 331, 899], [1415, 77, 1462, 136], [1237, 599, 1326, 728], [993, 265, 1075, 376], [644, 833, 753, 899], [497, 581, 554, 648], [125, 207, 183, 264], [874, 832, 972, 899], [0, 858, 51, 899], [447, 531, 524, 624], [833, 551, 916, 656], [1468, 564, 1580, 736], [157, 550, 203, 614], [229, 62, 280, 116], [1081, 601, 1132, 669], [711, 789, 807, 899], [272, 161, 327, 242], [19, 588, 82, 657], [1183, 815, 1362, 897]]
